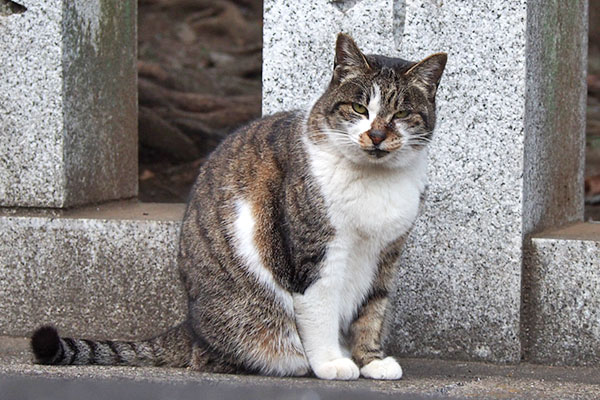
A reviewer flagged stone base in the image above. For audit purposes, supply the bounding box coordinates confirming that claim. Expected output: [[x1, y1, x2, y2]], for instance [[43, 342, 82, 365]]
[[524, 223, 600, 365], [0, 202, 186, 340], [2, 337, 600, 400], [2, 201, 599, 366]]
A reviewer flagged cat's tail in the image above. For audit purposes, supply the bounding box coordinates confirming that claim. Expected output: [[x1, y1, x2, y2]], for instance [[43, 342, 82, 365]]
[[31, 322, 194, 367]]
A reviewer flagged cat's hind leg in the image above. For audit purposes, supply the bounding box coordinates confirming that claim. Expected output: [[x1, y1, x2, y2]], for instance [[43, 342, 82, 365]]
[[187, 295, 309, 377], [182, 198, 309, 377], [349, 294, 402, 380]]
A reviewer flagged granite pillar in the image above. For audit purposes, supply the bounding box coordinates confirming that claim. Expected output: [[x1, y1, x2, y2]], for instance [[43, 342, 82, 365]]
[[0, 0, 137, 208], [263, 0, 588, 363]]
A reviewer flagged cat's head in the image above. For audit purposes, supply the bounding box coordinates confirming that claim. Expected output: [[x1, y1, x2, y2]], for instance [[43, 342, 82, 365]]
[[307, 33, 447, 168]]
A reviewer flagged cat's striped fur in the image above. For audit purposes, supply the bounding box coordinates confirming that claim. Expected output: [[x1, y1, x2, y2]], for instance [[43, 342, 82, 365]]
[[32, 33, 446, 380]]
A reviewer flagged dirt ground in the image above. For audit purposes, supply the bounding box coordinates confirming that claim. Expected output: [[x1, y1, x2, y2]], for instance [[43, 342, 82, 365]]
[[137, 1, 600, 221], [137, 0, 263, 202]]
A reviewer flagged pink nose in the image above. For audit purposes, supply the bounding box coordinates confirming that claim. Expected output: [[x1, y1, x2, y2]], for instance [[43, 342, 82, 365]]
[[367, 129, 386, 145]]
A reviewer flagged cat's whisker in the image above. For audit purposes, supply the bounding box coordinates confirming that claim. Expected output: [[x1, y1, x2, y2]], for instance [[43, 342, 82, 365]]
[[403, 134, 433, 145], [406, 137, 432, 143], [310, 132, 355, 142], [402, 143, 430, 148], [409, 132, 434, 139], [403, 139, 432, 145], [310, 140, 358, 152], [311, 131, 361, 146], [317, 130, 355, 139]]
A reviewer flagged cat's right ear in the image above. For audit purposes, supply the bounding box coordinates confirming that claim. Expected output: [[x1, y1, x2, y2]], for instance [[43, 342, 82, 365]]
[[332, 33, 371, 84]]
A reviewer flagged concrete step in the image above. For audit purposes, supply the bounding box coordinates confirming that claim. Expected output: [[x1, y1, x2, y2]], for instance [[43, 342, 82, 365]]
[[524, 222, 600, 365], [2, 202, 600, 368], [0, 201, 187, 340], [1, 336, 599, 400]]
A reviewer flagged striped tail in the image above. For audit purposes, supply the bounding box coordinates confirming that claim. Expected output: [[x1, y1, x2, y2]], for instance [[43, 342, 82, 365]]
[[31, 323, 194, 367]]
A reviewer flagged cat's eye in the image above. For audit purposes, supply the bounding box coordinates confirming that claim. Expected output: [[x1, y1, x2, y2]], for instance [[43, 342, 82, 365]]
[[352, 103, 368, 115], [394, 110, 410, 119]]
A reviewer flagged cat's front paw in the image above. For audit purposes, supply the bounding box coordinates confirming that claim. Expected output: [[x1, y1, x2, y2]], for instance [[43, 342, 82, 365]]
[[313, 357, 360, 380], [360, 356, 403, 380]]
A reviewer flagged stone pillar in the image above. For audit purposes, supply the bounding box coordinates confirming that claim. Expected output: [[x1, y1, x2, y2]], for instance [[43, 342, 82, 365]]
[[0, 0, 137, 208], [524, 225, 600, 365], [0, 1, 178, 341], [392, 0, 587, 363], [263, 0, 588, 363]]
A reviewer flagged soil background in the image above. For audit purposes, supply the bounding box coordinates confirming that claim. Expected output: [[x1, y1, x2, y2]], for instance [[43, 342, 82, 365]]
[[137, 0, 600, 221], [137, 0, 263, 203]]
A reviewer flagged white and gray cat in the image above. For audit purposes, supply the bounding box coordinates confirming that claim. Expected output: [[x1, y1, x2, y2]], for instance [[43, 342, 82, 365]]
[[32, 33, 446, 380]]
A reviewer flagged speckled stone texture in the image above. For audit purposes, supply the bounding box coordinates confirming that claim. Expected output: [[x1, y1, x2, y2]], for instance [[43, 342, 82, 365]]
[[388, 0, 530, 363], [0, 1, 137, 208], [524, 226, 600, 366], [0, 203, 186, 340], [262, 0, 404, 113], [263, 0, 587, 363]]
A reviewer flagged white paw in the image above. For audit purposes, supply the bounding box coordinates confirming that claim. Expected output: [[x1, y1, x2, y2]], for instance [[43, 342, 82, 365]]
[[360, 357, 403, 380], [313, 358, 360, 380]]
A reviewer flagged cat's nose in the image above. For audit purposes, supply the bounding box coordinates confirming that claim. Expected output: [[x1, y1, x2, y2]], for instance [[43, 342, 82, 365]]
[[367, 129, 386, 146]]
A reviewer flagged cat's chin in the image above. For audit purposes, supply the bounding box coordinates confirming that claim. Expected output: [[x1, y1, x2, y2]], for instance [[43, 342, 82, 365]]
[[364, 149, 390, 159], [336, 146, 423, 170]]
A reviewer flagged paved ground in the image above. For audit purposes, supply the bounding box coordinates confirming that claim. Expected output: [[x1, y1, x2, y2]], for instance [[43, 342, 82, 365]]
[[1, 336, 599, 399]]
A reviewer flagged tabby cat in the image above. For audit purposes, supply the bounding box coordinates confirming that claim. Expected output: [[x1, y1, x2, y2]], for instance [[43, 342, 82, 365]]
[[32, 33, 446, 380]]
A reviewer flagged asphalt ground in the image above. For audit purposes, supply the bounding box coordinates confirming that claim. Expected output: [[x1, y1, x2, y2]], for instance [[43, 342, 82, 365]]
[[1, 336, 599, 400]]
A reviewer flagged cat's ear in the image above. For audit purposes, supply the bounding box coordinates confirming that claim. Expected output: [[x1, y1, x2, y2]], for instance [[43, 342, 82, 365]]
[[334, 33, 370, 69], [332, 33, 371, 83], [405, 53, 447, 97]]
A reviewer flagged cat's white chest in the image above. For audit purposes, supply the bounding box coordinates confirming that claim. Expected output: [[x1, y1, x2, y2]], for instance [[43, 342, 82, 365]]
[[304, 141, 427, 327], [327, 166, 423, 240], [307, 145, 426, 244]]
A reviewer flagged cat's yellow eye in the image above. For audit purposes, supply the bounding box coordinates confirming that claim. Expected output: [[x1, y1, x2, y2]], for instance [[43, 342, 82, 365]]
[[394, 110, 410, 119], [352, 103, 368, 115]]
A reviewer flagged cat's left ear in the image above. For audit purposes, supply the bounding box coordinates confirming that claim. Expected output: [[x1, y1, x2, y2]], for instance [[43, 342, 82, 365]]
[[405, 53, 448, 97]]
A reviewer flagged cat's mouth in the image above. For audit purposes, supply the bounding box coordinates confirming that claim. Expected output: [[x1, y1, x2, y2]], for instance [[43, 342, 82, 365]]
[[365, 148, 390, 159]]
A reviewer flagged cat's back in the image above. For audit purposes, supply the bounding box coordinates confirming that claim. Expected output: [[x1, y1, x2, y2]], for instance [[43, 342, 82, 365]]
[[191, 110, 305, 200], [179, 109, 312, 272]]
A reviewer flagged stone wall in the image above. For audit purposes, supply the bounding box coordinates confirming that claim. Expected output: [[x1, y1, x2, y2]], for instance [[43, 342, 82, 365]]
[[263, 0, 591, 364]]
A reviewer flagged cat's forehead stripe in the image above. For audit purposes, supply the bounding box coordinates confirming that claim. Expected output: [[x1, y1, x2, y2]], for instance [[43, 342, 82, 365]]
[[370, 80, 405, 113], [367, 84, 381, 119]]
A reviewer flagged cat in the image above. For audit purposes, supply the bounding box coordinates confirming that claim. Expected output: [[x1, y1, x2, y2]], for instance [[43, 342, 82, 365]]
[[31, 33, 446, 380]]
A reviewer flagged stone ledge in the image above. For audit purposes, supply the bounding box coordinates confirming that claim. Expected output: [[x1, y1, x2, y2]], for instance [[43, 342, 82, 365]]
[[531, 222, 600, 241], [0, 201, 185, 221], [0, 202, 186, 340], [524, 223, 600, 365]]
